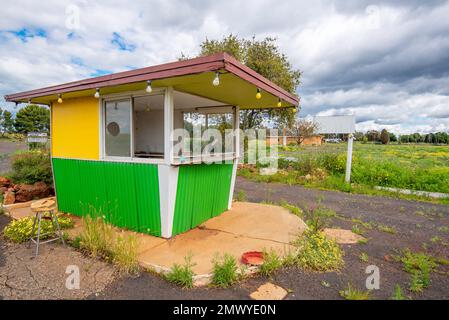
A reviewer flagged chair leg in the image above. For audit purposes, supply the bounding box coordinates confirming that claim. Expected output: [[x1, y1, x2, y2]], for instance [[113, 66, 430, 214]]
[[28, 212, 38, 249], [51, 211, 65, 246], [35, 212, 42, 257]]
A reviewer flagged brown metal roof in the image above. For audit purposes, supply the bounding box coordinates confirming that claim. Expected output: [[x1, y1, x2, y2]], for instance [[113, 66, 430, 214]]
[[4, 52, 299, 106]]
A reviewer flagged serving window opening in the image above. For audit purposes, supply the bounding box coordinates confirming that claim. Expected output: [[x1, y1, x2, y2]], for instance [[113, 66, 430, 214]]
[[102, 90, 236, 164]]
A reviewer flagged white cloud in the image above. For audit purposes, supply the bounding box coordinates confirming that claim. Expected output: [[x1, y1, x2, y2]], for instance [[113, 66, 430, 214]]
[[0, 0, 448, 133]]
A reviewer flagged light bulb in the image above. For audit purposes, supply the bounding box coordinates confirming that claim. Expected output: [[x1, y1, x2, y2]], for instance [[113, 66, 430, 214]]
[[212, 72, 220, 86], [256, 88, 262, 100], [146, 80, 152, 93], [94, 88, 100, 99], [277, 99, 282, 107], [57, 94, 63, 104]]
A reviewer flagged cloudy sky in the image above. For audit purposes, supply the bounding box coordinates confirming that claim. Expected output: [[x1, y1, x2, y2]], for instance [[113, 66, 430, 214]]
[[1, 0, 448, 134]]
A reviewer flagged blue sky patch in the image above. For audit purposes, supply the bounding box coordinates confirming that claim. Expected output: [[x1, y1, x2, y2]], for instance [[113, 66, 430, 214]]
[[90, 69, 112, 77], [10, 28, 47, 42], [70, 57, 84, 66], [111, 32, 136, 52]]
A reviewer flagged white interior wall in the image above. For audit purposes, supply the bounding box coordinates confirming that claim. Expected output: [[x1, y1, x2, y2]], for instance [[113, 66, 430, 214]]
[[134, 110, 164, 154]]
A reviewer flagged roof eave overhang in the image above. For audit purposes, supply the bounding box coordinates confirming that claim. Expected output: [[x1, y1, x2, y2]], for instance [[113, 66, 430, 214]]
[[4, 52, 299, 107]]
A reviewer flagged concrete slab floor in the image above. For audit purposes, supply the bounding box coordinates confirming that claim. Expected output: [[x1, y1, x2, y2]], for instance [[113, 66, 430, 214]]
[[139, 202, 307, 275]]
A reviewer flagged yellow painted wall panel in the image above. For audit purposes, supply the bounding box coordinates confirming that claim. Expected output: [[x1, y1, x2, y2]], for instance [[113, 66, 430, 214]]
[[51, 96, 99, 159]]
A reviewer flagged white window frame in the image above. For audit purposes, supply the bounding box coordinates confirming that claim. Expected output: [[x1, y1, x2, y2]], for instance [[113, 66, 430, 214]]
[[98, 87, 239, 166], [99, 87, 167, 165]]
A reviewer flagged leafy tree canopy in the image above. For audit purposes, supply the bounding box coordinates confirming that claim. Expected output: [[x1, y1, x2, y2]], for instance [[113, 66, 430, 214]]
[[184, 34, 301, 130], [13, 104, 50, 134], [0, 108, 15, 133]]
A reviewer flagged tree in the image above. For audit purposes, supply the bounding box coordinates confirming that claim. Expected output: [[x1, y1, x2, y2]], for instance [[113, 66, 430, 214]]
[[290, 118, 318, 145], [0, 107, 3, 132], [190, 34, 301, 130], [389, 132, 397, 142], [13, 104, 50, 134], [354, 131, 365, 141], [380, 129, 390, 144], [1, 109, 15, 133]]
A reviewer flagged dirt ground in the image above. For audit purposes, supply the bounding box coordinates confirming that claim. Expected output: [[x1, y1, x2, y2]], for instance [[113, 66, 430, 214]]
[[1, 177, 449, 299], [0, 214, 117, 300], [0, 139, 27, 174]]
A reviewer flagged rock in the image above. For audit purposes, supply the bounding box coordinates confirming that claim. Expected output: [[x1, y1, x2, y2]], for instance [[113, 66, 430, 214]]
[[323, 228, 366, 244], [14, 182, 51, 202], [3, 190, 15, 205], [250, 282, 288, 300], [0, 176, 11, 188]]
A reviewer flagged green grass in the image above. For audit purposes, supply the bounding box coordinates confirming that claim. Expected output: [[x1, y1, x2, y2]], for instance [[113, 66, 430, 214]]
[[211, 254, 239, 288], [359, 252, 369, 263], [396, 249, 437, 293], [259, 249, 282, 277], [391, 284, 408, 300], [339, 283, 371, 300], [239, 143, 449, 204], [294, 230, 344, 272], [280, 200, 304, 217], [76, 214, 140, 275], [166, 255, 195, 288], [377, 224, 397, 234], [112, 234, 140, 275]]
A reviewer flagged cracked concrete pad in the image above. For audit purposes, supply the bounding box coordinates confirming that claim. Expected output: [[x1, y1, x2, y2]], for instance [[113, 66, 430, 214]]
[[139, 228, 294, 275], [0, 241, 117, 300], [323, 228, 365, 244], [138, 202, 306, 275], [202, 202, 307, 244], [250, 282, 288, 300]]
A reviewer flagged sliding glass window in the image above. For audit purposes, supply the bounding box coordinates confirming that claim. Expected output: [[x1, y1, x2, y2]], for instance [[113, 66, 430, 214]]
[[104, 99, 132, 157]]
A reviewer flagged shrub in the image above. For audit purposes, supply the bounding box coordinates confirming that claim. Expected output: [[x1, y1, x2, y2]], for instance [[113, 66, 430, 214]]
[[359, 252, 369, 263], [377, 224, 397, 234], [237, 190, 247, 202], [391, 284, 407, 300], [294, 230, 344, 271], [303, 203, 336, 232], [280, 200, 304, 218], [79, 214, 114, 258], [339, 283, 371, 300], [112, 233, 140, 275], [352, 224, 364, 236], [3, 214, 73, 243], [9, 151, 52, 185], [260, 249, 282, 277], [77, 213, 140, 275], [211, 254, 239, 288], [398, 249, 436, 292], [166, 255, 195, 288]]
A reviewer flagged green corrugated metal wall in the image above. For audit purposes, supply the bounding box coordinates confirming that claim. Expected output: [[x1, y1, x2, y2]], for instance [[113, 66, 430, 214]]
[[52, 158, 161, 236], [172, 163, 233, 236]]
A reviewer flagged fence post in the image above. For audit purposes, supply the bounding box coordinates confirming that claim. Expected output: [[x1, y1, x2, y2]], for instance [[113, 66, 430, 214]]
[[345, 134, 354, 183]]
